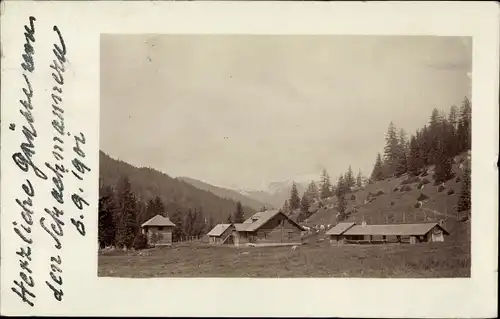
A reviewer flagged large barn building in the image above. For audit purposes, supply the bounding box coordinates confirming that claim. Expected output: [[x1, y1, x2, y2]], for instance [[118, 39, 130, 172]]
[[326, 221, 449, 245], [207, 210, 304, 247]]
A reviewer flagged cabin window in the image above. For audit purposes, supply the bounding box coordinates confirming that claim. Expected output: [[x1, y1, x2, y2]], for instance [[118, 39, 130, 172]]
[[158, 227, 164, 231], [263, 232, 267, 239], [288, 232, 293, 240]]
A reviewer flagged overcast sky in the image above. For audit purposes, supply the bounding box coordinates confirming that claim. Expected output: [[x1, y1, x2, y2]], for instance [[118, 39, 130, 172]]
[[100, 35, 472, 191]]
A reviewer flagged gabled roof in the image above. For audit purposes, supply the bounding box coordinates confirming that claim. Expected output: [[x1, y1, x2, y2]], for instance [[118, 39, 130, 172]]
[[325, 222, 356, 235], [234, 223, 251, 231], [237, 210, 304, 232], [141, 214, 176, 227], [343, 222, 449, 236], [207, 224, 232, 237]]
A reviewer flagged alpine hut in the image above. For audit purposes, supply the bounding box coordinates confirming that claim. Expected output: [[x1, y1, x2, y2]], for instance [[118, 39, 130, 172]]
[[207, 224, 234, 245], [141, 214, 176, 246], [232, 210, 304, 247]]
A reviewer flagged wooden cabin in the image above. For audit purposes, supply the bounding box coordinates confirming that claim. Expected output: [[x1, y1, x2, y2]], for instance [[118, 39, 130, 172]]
[[232, 210, 304, 247], [141, 214, 176, 247], [207, 224, 234, 245], [326, 222, 449, 246]]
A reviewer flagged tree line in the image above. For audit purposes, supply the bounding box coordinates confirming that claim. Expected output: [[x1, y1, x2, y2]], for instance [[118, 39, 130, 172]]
[[369, 96, 471, 214], [282, 166, 367, 223], [371, 97, 471, 182], [98, 175, 236, 249]]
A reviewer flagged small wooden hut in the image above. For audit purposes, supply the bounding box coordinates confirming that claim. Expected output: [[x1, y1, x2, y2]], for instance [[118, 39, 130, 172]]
[[141, 215, 176, 246], [207, 224, 234, 245]]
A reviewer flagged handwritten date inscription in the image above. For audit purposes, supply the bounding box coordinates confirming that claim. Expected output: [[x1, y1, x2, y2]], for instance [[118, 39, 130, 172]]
[[10, 17, 90, 308]]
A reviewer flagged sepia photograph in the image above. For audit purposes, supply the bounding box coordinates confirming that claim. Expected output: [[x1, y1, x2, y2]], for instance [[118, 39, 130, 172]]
[[2, 1, 498, 317], [98, 34, 472, 278]]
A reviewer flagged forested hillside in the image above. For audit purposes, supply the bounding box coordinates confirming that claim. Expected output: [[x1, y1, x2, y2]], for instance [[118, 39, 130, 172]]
[[98, 151, 255, 249], [281, 97, 472, 229]]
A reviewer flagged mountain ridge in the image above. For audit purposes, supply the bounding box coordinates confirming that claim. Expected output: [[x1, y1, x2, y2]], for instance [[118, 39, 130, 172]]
[[177, 176, 274, 210], [99, 151, 256, 223]]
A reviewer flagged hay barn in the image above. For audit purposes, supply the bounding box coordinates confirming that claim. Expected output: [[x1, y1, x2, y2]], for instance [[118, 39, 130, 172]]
[[326, 222, 449, 245], [141, 214, 176, 247]]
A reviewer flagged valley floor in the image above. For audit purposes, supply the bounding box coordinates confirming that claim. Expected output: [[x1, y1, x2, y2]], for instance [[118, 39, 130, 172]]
[[98, 238, 470, 278]]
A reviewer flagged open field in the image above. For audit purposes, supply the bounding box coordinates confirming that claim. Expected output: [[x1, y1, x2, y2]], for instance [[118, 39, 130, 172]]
[[98, 235, 470, 278]]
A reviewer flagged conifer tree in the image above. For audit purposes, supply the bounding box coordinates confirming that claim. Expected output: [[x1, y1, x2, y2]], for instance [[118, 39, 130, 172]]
[[192, 209, 206, 238], [170, 209, 185, 242], [233, 201, 245, 223], [428, 108, 445, 164], [395, 128, 408, 176], [416, 127, 429, 166], [305, 180, 319, 203], [457, 163, 471, 213], [355, 170, 363, 188], [282, 200, 291, 215], [183, 208, 194, 237], [145, 198, 156, 221], [433, 139, 453, 183], [457, 96, 472, 153], [98, 185, 117, 248], [115, 176, 138, 248], [336, 176, 348, 221], [371, 153, 385, 181], [407, 135, 423, 176], [395, 152, 408, 177], [345, 165, 355, 190], [447, 105, 459, 157], [153, 196, 166, 217], [320, 169, 333, 199], [336, 175, 349, 197], [383, 122, 399, 176], [226, 213, 233, 224], [289, 182, 301, 211], [300, 192, 310, 215]]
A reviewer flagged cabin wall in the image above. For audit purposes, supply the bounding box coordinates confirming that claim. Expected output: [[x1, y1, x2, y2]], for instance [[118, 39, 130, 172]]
[[146, 226, 173, 246], [330, 235, 346, 245], [220, 226, 234, 242], [209, 236, 223, 244], [233, 231, 249, 246], [330, 235, 338, 245], [254, 214, 302, 244]]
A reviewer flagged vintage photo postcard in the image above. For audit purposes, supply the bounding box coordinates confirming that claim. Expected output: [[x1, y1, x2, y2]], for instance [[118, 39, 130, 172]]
[[1, 1, 498, 317]]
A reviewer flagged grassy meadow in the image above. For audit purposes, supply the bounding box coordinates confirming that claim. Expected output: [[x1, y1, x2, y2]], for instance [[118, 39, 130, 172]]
[[98, 228, 470, 278]]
